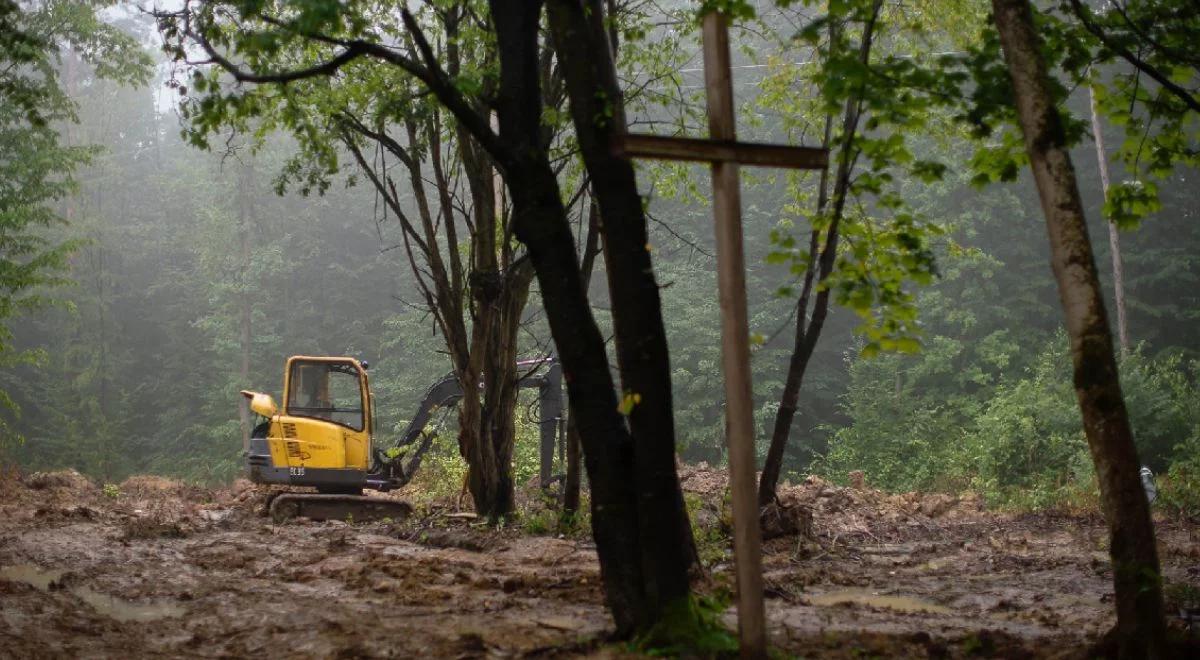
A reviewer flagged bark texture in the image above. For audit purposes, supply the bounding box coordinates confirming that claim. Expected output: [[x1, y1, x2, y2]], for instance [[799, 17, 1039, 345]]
[[992, 1, 1166, 656]]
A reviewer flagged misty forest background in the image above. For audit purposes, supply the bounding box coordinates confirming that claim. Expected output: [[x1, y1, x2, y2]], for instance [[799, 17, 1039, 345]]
[[3, 2, 1199, 513]]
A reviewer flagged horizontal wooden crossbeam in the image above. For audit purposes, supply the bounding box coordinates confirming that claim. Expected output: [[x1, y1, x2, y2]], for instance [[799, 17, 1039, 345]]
[[612, 133, 829, 170]]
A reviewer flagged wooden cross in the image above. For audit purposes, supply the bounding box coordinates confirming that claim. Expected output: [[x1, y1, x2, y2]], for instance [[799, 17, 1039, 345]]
[[613, 12, 829, 658]]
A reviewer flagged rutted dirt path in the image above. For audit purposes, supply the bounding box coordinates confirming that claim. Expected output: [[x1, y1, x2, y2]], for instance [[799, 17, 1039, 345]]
[[2, 468, 1197, 658]]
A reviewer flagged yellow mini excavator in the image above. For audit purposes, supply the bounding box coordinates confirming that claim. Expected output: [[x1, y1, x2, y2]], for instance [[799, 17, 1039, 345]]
[[241, 355, 563, 523]]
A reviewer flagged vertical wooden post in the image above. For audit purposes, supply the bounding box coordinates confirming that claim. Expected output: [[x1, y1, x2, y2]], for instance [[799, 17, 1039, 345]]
[[701, 12, 767, 658]]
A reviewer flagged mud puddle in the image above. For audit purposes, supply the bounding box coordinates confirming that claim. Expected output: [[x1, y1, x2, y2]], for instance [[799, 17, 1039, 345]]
[[0, 564, 66, 590], [1, 564, 185, 623], [807, 588, 953, 615]]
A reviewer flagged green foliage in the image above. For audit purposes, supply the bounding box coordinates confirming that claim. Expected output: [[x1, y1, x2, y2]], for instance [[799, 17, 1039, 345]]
[[520, 506, 557, 536], [403, 433, 468, 502], [935, 0, 1200, 229], [684, 492, 729, 567], [556, 506, 589, 536], [1159, 431, 1200, 519], [1062, 0, 1200, 227], [963, 343, 1092, 505], [632, 594, 739, 657], [821, 331, 1200, 508], [758, 0, 954, 358], [0, 0, 150, 456], [102, 483, 120, 499]]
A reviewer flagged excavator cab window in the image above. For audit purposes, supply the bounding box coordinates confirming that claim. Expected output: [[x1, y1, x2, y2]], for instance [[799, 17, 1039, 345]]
[[286, 361, 365, 431]]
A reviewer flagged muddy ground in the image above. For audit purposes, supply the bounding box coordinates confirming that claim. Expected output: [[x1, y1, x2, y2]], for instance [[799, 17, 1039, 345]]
[[1, 467, 1197, 659]]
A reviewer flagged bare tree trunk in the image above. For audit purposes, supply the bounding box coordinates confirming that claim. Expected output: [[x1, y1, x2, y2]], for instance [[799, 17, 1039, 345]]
[[341, 92, 537, 522], [485, 263, 534, 517], [237, 161, 253, 453], [563, 416, 582, 514], [759, 114, 834, 508], [1088, 85, 1130, 355], [992, 1, 1166, 655], [759, 6, 878, 506], [564, 199, 600, 515]]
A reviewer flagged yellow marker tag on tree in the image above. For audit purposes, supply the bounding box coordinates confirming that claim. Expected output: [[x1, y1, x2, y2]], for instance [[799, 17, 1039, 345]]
[[617, 391, 642, 415]]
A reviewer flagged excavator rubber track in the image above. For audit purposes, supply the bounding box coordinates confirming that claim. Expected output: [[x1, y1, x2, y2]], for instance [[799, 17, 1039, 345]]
[[268, 493, 413, 524]]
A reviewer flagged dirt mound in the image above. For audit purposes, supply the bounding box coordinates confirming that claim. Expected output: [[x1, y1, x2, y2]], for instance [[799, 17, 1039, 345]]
[[24, 469, 98, 495], [117, 475, 204, 501], [677, 465, 989, 541], [0, 469, 103, 522], [678, 461, 728, 497], [0, 471, 264, 537], [760, 499, 814, 540]]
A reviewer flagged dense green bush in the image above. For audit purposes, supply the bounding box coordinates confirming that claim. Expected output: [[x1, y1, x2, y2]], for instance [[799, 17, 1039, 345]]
[[964, 343, 1090, 503], [818, 334, 1200, 508]]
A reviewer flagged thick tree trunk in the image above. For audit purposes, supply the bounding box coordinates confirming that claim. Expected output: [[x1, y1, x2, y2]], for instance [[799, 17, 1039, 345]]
[[992, 1, 1166, 656], [547, 0, 697, 622], [492, 2, 704, 632], [1088, 85, 1130, 355], [475, 261, 534, 520], [507, 167, 647, 633]]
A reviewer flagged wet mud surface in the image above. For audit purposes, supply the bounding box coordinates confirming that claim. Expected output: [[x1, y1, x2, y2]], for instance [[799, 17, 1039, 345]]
[[2, 468, 1197, 658]]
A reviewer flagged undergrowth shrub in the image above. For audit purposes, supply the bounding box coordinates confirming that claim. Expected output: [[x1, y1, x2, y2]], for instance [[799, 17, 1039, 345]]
[[1159, 432, 1200, 519], [817, 334, 1200, 509]]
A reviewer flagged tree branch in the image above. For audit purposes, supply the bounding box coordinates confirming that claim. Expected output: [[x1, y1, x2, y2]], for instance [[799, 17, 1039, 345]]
[[1066, 0, 1200, 114]]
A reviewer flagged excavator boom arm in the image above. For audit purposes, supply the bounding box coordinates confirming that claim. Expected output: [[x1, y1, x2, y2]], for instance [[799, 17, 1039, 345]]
[[391, 358, 563, 486]]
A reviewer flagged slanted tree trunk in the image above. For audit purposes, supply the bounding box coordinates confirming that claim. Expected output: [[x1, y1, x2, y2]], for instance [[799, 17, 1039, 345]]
[[489, 3, 643, 631], [547, 0, 697, 624], [992, 1, 1166, 655], [1088, 84, 1130, 355], [503, 158, 648, 633], [480, 0, 700, 634], [759, 5, 880, 506]]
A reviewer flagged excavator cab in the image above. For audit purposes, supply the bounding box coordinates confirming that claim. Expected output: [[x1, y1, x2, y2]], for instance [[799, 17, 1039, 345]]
[[243, 356, 373, 494]]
